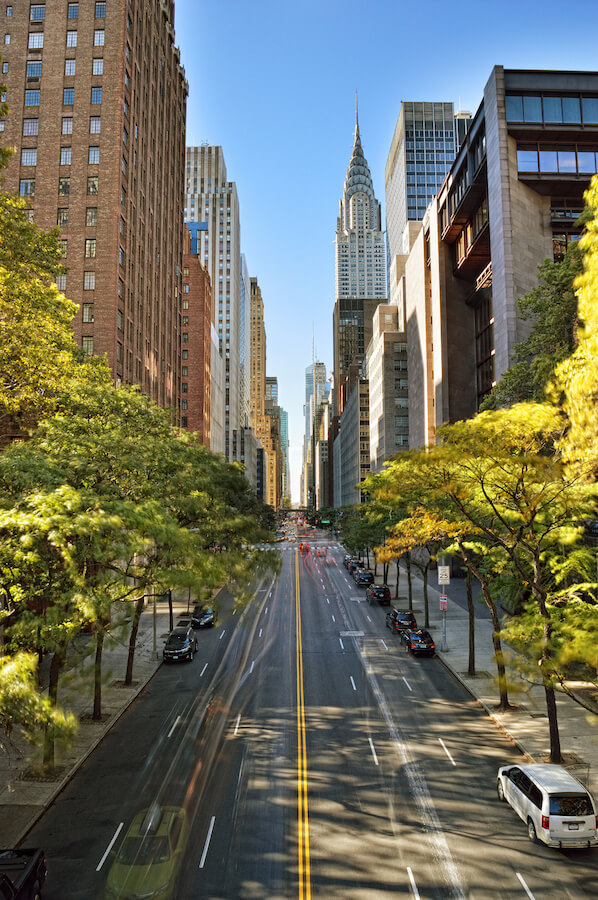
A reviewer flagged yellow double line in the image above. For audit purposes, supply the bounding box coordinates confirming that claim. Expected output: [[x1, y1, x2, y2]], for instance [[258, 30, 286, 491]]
[[295, 552, 311, 899]]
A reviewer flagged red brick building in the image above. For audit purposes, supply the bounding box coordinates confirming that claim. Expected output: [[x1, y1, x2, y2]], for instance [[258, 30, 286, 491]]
[[1, 0, 187, 411], [182, 226, 211, 443]]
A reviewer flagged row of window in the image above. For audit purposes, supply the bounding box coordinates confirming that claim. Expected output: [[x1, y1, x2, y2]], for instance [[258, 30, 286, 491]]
[[57, 207, 97, 226], [506, 94, 598, 126], [20, 173, 100, 197], [23, 119, 102, 141], [27, 3, 106, 20], [517, 144, 598, 175], [25, 84, 102, 107], [26, 29, 105, 49], [25, 58, 103, 77]]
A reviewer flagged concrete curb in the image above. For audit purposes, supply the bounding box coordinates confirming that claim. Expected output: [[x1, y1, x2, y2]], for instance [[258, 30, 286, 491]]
[[15, 660, 163, 848]]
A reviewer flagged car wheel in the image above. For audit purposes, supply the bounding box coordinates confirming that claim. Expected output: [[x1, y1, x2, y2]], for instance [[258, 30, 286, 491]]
[[497, 780, 505, 802], [527, 818, 537, 843]]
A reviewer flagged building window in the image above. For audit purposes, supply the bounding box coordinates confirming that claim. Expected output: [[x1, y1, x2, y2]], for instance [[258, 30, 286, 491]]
[[0, 122, 4, 132], [182, 315, 189, 325], [87, 175, 99, 195], [23, 118, 39, 136], [24, 89, 40, 106], [30, 6, 45, 22], [2, 62, 8, 73], [83, 271, 95, 290], [85, 238, 96, 258], [4, 34, 10, 44], [81, 336, 94, 356], [19, 178, 35, 197], [184, 284, 189, 293], [82, 303, 93, 323], [181, 417, 188, 428], [92, 58, 103, 75], [60, 146, 71, 165], [67, 2, 78, 18], [58, 240, 67, 257], [89, 116, 101, 134], [118, 246, 125, 266], [118, 278, 123, 298], [182, 299, 189, 310], [63, 87, 74, 106], [26, 61, 42, 78], [56, 274, 66, 292], [181, 400, 188, 410], [95, 2, 106, 17], [94, 29, 104, 46], [91, 86, 102, 104], [182, 383, 188, 393], [62, 117, 73, 135], [88, 145, 99, 164], [182, 333, 188, 343], [58, 176, 70, 195], [6, 6, 12, 15], [57, 208, 68, 226], [121, 156, 127, 176], [64, 59, 76, 76], [21, 148, 37, 166], [86, 207, 97, 226], [182, 366, 188, 377], [66, 30, 77, 47]]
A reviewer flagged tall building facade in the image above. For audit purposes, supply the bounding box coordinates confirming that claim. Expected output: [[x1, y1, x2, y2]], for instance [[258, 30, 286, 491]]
[[333, 112, 387, 415], [184, 145, 241, 463], [401, 67, 598, 447], [301, 361, 328, 507], [249, 277, 281, 508], [280, 408, 290, 506], [182, 225, 211, 443], [2, 0, 188, 408]]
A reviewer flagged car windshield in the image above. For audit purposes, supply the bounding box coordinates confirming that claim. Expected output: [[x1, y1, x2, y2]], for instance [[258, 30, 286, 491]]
[[117, 835, 170, 865], [549, 794, 593, 816], [166, 634, 188, 647]]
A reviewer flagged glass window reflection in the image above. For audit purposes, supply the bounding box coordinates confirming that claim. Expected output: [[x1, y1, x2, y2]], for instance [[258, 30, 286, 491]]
[[557, 149, 576, 172], [562, 97, 581, 123], [582, 97, 598, 124], [543, 96, 562, 123], [539, 150, 558, 172], [517, 149, 538, 172], [523, 96, 542, 122], [505, 95, 523, 121], [577, 151, 597, 173]]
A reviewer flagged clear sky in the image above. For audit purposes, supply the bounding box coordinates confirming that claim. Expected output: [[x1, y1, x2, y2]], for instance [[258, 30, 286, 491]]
[[174, 0, 598, 503]]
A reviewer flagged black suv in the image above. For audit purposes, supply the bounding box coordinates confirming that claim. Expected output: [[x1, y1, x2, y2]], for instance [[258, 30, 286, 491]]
[[163, 623, 198, 662], [366, 584, 391, 605], [399, 628, 435, 656], [385, 608, 417, 633], [353, 569, 374, 585], [191, 605, 215, 628]]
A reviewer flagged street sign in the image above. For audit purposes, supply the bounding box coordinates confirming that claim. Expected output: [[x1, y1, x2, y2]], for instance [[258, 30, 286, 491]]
[[438, 565, 450, 585], [439, 595, 448, 610]]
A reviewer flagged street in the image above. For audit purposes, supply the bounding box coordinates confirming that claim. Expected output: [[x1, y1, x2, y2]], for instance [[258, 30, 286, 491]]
[[26, 537, 598, 898]]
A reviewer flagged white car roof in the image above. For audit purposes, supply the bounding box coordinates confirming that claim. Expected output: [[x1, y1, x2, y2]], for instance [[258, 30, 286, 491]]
[[516, 764, 589, 793]]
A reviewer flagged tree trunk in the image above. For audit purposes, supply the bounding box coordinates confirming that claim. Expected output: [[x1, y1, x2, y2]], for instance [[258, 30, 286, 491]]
[[365, 547, 370, 568], [481, 581, 513, 711], [168, 590, 173, 632], [466, 566, 476, 677], [423, 566, 429, 627], [125, 595, 145, 686], [93, 628, 105, 720], [544, 678, 563, 764], [406, 553, 413, 610], [383, 561, 389, 585], [533, 557, 562, 764], [42, 649, 64, 768]]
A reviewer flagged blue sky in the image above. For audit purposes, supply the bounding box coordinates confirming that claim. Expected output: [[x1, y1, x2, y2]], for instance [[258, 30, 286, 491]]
[[174, 0, 598, 502]]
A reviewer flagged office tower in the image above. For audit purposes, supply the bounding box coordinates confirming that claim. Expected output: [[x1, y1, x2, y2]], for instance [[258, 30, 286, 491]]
[[333, 110, 387, 415], [249, 277, 280, 508], [1, 0, 188, 408], [385, 101, 456, 262], [365, 304, 408, 472], [185, 145, 241, 463], [302, 361, 328, 507], [181, 225, 211, 443], [401, 67, 598, 447], [239, 254, 251, 430], [280, 408, 290, 505]]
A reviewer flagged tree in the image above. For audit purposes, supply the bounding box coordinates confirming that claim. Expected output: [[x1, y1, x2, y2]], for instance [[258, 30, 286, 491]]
[[481, 243, 582, 410]]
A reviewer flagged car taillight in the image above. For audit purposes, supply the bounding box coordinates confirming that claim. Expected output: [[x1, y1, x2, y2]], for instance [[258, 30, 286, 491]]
[[430, 644, 435, 649], [542, 815, 549, 829], [410, 642, 416, 648]]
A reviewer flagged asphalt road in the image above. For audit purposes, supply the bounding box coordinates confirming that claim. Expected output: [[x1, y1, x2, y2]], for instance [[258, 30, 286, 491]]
[[25, 535, 598, 898]]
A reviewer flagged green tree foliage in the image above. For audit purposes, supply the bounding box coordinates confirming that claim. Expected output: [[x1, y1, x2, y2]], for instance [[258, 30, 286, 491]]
[[481, 243, 582, 410]]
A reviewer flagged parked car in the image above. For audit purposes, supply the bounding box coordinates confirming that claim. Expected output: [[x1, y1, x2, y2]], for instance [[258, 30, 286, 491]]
[[0, 849, 46, 900], [343, 554, 353, 567], [496, 763, 598, 848], [399, 628, 436, 656], [366, 585, 391, 605], [104, 805, 188, 899], [353, 569, 374, 586], [347, 559, 363, 573], [385, 608, 417, 633], [162, 623, 198, 662], [191, 605, 215, 628]]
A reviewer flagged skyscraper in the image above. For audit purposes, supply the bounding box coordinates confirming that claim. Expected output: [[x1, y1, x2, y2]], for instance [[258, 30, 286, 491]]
[[185, 146, 241, 463], [301, 361, 328, 507], [1, 0, 188, 408], [333, 110, 387, 415]]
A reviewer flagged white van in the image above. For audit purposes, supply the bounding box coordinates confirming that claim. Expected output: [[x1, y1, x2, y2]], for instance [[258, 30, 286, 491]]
[[497, 763, 598, 848]]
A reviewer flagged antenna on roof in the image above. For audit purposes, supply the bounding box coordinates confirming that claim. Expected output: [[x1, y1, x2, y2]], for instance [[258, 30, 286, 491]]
[[355, 90, 359, 134]]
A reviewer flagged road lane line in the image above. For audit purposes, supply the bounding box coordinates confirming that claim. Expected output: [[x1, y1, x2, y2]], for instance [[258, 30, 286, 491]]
[[331, 615, 336, 622], [250, 660, 255, 674], [259, 628, 263, 637], [96, 822, 123, 871], [516, 873, 536, 899], [199, 816, 216, 868], [380, 639, 388, 650], [339, 637, 344, 650], [368, 737, 379, 766], [219, 629, 225, 640], [265, 607, 268, 615], [402, 676, 412, 692], [407, 867, 420, 899], [350, 676, 356, 691], [200, 662, 208, 676], [366, 615, 372, 622], [167, 715, 181, 738], [234, 714, 241, 735], [439, 738, 456, 766]]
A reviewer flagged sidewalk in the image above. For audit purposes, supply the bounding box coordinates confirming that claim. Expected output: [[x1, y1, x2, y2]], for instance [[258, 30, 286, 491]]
[[0, 595, 194, 847], [382, 558, 598, 794]]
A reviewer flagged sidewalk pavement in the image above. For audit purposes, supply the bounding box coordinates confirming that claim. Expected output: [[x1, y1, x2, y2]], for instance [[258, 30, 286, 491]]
[[381, 558, 598, 794], [0, 595, 194, 848]]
